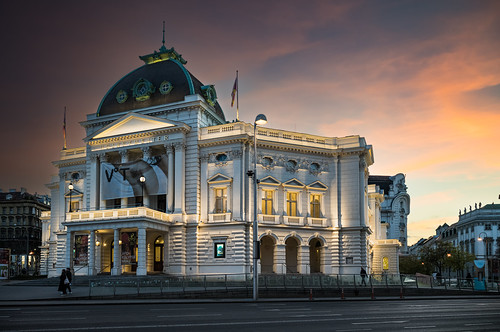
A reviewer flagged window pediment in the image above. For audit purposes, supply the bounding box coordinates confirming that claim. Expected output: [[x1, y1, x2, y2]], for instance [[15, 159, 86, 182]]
[[283, 178, 305, 188], [208, 173, 232, 184], [259, 176, 281, 186], [307, 181, 328, 191]]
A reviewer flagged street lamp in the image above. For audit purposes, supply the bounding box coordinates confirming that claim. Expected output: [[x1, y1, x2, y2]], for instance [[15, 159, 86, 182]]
[[251, 114, 267, 301], [478, 232, 488, 283], [139, 176, 146, 207], [68, 183, 74, 212]]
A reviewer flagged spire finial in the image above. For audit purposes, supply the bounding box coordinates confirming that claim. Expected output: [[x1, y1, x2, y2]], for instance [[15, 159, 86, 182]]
[[162, 21, 165, 47]]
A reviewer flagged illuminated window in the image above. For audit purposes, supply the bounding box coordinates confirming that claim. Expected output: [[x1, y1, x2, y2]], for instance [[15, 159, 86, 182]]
[[214, 188, 227, 213], [262, 190, 274, 215], [310, 194, 321, 218], [214, 242, 226, 258], [383, 257, 389, 270], [287, 192, 298, 216]]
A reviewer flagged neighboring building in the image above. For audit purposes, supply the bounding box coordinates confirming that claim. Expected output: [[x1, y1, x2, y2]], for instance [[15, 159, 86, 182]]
[[410, 203, 500, 280], [41, 41, 401, 277], [368, 174, 410, 253], [0, 188, 50, 275]]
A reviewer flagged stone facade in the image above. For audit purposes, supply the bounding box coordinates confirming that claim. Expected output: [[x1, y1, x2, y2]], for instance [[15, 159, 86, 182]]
[[40, 43, 401, 277]]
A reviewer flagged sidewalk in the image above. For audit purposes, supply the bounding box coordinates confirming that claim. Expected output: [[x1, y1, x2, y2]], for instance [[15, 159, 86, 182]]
[[1, 279, 499, 307]]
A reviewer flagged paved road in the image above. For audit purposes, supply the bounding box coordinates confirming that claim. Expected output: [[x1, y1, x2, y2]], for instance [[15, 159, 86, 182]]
[[1, 298, 499, 331]]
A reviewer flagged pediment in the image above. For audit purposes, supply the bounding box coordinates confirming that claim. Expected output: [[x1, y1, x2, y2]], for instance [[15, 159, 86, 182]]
[[307, 180, 328, 190], [259, 176, 281, 186], [88, 113, 186, 140], [208, 173, 232, 183], [283, 178, 305, 188]]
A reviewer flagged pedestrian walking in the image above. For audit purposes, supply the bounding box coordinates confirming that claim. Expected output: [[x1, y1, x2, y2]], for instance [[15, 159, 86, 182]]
[[360, 267, 367, 286], [58, 269, 68, 295], [66, 267, 73, 294], [466, 272, 473, 287]]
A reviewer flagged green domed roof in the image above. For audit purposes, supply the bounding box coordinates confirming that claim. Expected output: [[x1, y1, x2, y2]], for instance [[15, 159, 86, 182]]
[[97, 46, 225, 121]]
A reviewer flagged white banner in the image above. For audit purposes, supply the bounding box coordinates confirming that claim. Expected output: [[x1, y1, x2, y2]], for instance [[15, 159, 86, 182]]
[[100, 156, 168, 200]]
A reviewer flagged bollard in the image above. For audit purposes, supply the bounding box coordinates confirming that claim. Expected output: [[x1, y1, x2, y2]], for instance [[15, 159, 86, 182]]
[[341, 287, 345, 300], [400, 286, 404, 299], [371, 287, 375, 300], [309, 288, 313, 301]]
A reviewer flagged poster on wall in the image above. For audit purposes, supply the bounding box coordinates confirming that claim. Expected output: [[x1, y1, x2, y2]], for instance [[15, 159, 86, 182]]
[[74, 235, 88, 265], [100, 157, 168, 200], [0, 248, 10, 279], [121, 232, 137, 265]]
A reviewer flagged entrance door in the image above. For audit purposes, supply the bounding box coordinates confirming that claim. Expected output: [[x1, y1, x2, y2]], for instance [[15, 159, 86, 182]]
[[285, 237, 298, 273], [154, 236, 164, 272], [260, 236, 275, 274], [309, 238, 322, 273]]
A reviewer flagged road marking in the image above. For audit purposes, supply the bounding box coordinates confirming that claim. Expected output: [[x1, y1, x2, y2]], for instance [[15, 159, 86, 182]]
[[157, 314, 221, 318], [353, 321, 407, 325], [290, 314, 342, 318], [404, 326, 436, 329], [336, 329, 371, 332], [22, 310, 90, 314], [465, 323, 492, 326], [0, 316, 10, 318], [150, 307, 205, 311], [10, 317, 86, 322], [0, 308, 20, 311]]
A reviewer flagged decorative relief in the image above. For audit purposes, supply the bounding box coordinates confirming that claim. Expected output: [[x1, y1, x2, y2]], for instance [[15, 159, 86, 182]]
[[215, 153, 228, 167], [132, 78, 155, 101], [116, 90, 128, 104], [285, 159, 298, 173], [309, 162, 321, 175], [159, 81, 173, 95], [260, 156, 274, 171]]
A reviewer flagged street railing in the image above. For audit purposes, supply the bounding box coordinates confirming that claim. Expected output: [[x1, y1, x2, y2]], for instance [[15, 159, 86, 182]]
[[88, 273, 500, 298]]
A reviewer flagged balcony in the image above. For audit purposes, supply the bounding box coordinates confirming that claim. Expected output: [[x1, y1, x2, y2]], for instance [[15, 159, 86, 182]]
[[283, 216, 305, 226], [66, 206, 171, 223], [207, 213, 232, 223], [307, 217, 327, 227], [258, 214, 280, 224]]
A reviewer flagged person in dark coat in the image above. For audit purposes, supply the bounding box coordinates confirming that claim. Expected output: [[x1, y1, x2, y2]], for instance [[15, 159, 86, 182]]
[[58, 269, 67, 295], [66, 267, 72, 294], [360, 267, 367, 286]]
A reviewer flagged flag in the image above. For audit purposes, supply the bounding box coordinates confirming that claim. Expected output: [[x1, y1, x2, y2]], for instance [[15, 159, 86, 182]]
[[231, 72, 238, 107], [63, 107, 67, 150]]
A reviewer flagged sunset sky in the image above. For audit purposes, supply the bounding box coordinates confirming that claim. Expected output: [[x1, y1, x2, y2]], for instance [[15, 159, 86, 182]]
[[1, 0, 499, 245]]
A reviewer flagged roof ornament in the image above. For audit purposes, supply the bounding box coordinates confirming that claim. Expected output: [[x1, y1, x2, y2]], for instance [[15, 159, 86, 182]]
[[139, 21, 187, 65], [162, 21, 165, 48]]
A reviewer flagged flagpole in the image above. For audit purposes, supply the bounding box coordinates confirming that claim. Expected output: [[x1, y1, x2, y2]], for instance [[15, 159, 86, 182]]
[[236, 70, 239, 121], [63, 106, 67, 150]]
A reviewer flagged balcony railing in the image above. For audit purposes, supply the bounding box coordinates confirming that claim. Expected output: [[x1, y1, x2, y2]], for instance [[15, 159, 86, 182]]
[[66, 206, 171, 223]]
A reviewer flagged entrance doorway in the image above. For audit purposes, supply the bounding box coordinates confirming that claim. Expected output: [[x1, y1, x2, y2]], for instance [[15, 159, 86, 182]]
[[260, 235, 275, 274], [285, 237, 299, 273], [309, 238, 322, 273], [154, 236, 164, 272]]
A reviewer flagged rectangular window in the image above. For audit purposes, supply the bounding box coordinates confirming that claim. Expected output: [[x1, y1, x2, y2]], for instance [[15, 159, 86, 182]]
[[214, 242, 226, 258], [345, 257, 353, 264], [262, 190, 273, 215], [485, 224, 492, 230], [287, 192, 298, 216], [310, 194, 321, 218], [70, 201, 79, 212], [214, 188, 227, 213]]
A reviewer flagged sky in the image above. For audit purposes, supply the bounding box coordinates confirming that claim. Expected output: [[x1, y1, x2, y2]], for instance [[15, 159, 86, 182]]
[[0, 0, 499, 245]]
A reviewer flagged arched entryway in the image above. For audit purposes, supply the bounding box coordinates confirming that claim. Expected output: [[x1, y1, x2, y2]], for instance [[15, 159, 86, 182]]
[[285, 237, 299, 273], [309, 238, 322, 273], [260, 235, 275, 274], [154, 236, 164, 272]]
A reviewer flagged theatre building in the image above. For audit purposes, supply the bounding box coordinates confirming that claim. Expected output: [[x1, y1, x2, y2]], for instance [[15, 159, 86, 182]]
[[40, 42, 401, 277]]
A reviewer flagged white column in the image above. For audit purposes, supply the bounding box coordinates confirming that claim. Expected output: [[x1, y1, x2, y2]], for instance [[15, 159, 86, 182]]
[[65, 230, 72, 270], [141, 147, 151, 208], [99, 153, 107, 210], [200, 154, 209, 221], [89, 153, 99, 211], [112, 229, 121, 275], [299, 244, 310, 274], [88, 230, 95, 276], [232, 149, 242, 220], [166, 145, 174, 213], [119, 150, 128, 208], [137, 228, 147, 275], [174, 142, 185, 214]]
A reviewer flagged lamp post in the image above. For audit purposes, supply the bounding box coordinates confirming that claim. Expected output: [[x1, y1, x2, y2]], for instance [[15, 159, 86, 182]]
[[68, 183, 74, 212], [478, 232, 488, 283], [251, 114, 267, 301], [139, 176, 146, 207]]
